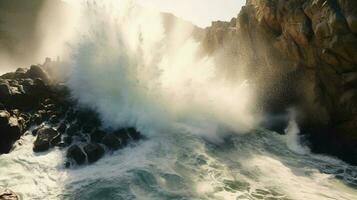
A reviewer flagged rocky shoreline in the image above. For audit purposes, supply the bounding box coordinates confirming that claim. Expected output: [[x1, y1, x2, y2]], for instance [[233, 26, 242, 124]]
[[0, 62, 142, 168]]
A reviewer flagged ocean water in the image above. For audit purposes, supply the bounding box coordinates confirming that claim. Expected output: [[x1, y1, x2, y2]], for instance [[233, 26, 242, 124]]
[[1, 1, 356, 199], [0, 128, 356, 200]]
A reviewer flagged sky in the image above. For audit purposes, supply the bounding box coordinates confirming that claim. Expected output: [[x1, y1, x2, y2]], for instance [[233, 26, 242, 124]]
[[138, 0, 246, 27]]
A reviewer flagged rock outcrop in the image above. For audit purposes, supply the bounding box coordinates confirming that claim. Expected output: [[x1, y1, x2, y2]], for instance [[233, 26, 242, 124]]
[[33, 127, 60, 152], [0, 61, 143, 167], [202, 0, 357, 164]]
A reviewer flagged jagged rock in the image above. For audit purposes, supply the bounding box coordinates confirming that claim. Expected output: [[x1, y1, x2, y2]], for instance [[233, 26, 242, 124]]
[[67, 145, 86, 165], [202, 0, 357, 165], [102, 134, 121, 150], [33, 127, 59, 152], [0, 187, 19, 200], [83, 143, 105, 163]]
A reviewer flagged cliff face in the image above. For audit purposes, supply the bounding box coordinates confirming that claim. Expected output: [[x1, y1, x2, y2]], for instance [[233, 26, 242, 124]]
[[203, 0, 357, 164]]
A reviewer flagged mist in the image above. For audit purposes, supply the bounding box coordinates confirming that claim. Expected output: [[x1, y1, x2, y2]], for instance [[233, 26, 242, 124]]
[[0, 0, 79, 73], [66, 0, 259, 141]]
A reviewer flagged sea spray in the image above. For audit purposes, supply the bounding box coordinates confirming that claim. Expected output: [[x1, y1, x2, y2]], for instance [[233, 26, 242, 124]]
[[284, 108, 310, 155], [66, 0, 259, 139]]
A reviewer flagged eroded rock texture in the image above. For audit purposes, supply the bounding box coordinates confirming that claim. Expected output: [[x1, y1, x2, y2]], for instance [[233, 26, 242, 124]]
[[203, 0, 357, 164]]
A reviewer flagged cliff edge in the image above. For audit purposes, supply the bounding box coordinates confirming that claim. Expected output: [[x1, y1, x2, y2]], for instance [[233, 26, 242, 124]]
[[202, 0, 357, 164]]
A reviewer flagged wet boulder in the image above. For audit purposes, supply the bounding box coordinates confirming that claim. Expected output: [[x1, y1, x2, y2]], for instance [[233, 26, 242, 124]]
[[83, 143, 105, 163], [127, 127, 141, 140], [66, 124, 81, 136], [113, 129, 130, 145], [26, 65, 49, 83], [67, 144, 86, 165], [0, 187, 19, 200], [90, 130, 106, 143], [0, 110, 10, 126], [102, 134, 121, 150], [33, 127, 60, 152], [0, 113, 24, 154], [7, 117, 23, 141]]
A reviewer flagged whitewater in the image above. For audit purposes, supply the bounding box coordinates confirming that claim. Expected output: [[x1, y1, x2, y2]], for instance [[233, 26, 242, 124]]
[[0, 0, 356, 199]]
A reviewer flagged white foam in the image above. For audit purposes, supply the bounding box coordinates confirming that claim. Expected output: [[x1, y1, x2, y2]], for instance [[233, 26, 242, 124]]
[[66, 0, 259, 139]]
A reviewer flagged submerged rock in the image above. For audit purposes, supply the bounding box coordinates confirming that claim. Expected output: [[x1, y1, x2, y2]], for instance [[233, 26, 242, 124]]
[[102, 134, 121, 150], [33, 127, 59, 152], [67, 145, 86, 165], [90, 130, 106, 143], [83, 143, 105, 163]]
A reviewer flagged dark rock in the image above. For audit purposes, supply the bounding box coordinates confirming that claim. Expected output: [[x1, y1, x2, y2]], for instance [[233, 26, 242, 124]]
[[63, 136, 73, 146], [0, 114, 24, 153], [49, 115, 59, 124], [0, 80, 11, 98], [31, 113, 43, 125], [57, 122, 67, 134], [65, 109, 77, 122], [90, 130, 106, 143], [0, 103, 5, 110], [82, 124, 97, 133], [0, 187, 19, 200], [127, 127, 141, 140], [102, 134, 121, 150], [65, 161, 71, 168], [113, 129, 130, 145], [76, 108, 101, 128], [83, 143, 105, 163], [67, 124, 80, 136], [67, 145, 86, 165], [26, 65, 49, 83], [57, 142, 67, 148], [50, 134, 62, 146], [33, 127, 59, 152], [37, 110, 50, 121], [0, 110, 10, 126], [31, 126, 40, 136], [7, 117, 23, 141]]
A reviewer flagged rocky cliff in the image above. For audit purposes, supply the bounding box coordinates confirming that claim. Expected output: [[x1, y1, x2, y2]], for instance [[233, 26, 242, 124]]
[[202, 0, 357, 164]]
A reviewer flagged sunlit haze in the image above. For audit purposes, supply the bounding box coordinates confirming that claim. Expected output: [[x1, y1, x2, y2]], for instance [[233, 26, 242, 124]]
[[138, 0, 245, 27]]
